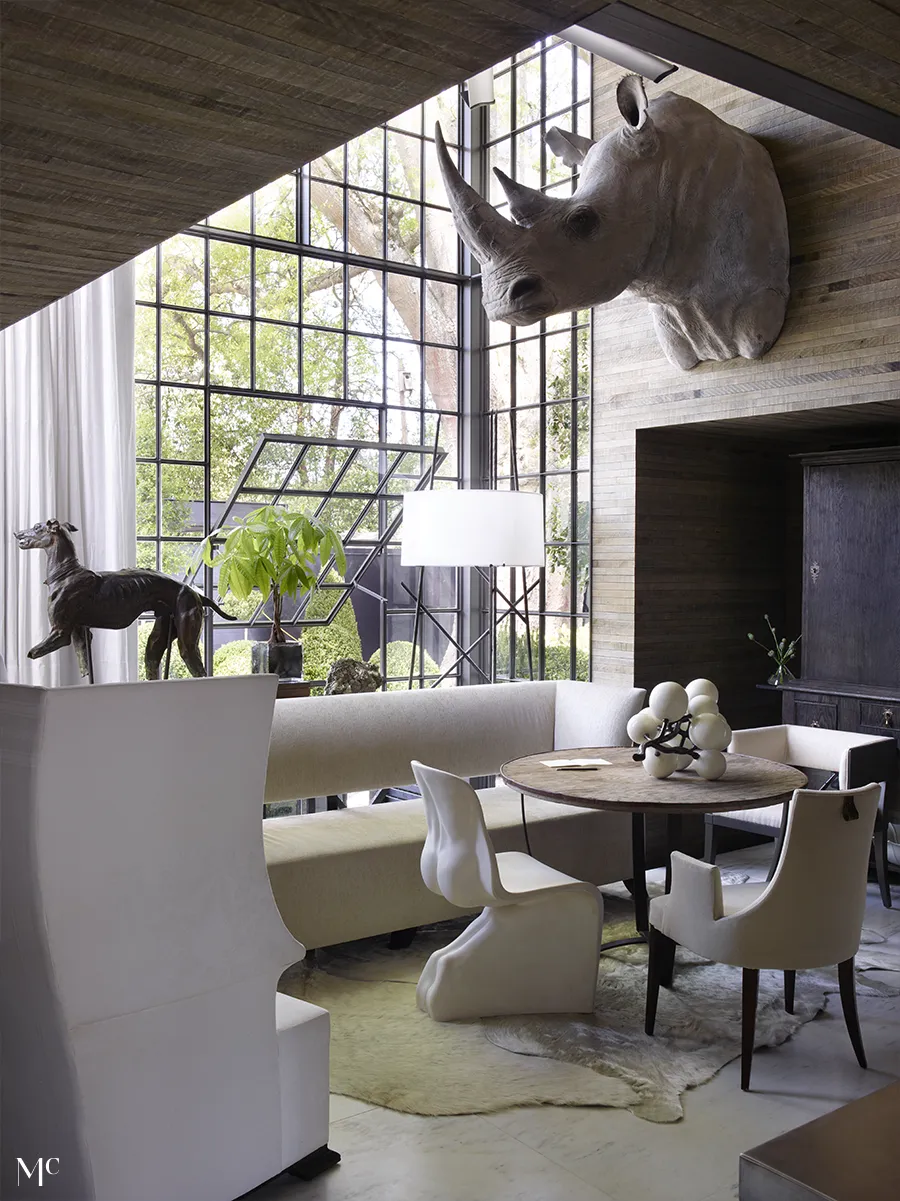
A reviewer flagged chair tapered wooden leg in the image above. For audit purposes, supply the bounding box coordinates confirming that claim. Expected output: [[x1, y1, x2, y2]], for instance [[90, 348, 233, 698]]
[[874, 811, 893, 909], [645, 927, 674, 1035], [784, 969, 796, 1014], [659, 930, 677, 989], [741, 968, 759, 1091], [704, 816, 718, 864], [838, 957, 867, 1069]]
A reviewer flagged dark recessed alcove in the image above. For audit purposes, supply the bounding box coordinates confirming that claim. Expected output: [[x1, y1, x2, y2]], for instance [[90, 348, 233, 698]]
[[634, 400, 900, 732]]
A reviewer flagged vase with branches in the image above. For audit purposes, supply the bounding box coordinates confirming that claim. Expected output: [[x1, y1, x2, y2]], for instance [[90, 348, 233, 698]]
[[197, 505, 346, 677], [747, 614, 800, 686]]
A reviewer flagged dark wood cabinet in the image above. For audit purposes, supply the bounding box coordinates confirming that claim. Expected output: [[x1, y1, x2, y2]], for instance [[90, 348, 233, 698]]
[[801, 447, 900, 690]]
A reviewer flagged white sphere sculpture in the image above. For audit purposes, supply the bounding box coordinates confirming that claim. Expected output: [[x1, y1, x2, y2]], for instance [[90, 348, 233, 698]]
[[688, 693, 719, 718], [643, 750, 678, 778], [674, 753, 694, 771], [690, 713, 731, 752], [627, 708, 662, 743], [648, 681, 689, 722], [695, 749, 727, 780], [686, 678, 719, 702]]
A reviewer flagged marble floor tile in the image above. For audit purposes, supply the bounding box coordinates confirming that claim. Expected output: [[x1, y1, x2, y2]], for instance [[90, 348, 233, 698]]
[[251, 1107, 618, 1201], [329, 1094, 375, 1124]]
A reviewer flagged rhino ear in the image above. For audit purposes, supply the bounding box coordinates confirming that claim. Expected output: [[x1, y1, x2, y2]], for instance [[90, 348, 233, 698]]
[[616, 75, 649, 129], [545, 126, 595, 167]]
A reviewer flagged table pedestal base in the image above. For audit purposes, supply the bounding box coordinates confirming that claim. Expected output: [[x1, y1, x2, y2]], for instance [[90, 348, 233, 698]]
[[599, 813, 684, 953]]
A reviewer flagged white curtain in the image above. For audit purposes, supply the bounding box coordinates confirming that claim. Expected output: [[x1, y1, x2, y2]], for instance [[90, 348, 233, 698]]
[[0, 264, 136, 685]]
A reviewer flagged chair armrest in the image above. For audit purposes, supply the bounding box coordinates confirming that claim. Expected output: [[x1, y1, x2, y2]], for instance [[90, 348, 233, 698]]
[[669, 852, 725, 922], [728, 725, 788, 760]]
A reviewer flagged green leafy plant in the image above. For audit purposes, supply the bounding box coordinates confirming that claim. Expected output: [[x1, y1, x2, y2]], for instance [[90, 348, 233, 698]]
[[197, 505, 346, 646], [748, 614, 800, 685]]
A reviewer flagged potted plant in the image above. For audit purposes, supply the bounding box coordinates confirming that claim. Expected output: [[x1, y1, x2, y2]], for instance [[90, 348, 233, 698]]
[[197, 505, 346, 678]]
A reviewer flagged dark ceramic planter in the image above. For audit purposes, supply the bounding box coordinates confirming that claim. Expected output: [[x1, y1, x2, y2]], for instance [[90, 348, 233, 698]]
[[251, 640, 304, 679]]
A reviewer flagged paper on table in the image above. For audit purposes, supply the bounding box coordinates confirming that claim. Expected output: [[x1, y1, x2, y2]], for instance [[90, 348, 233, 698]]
[[541, 757, 612, 768]]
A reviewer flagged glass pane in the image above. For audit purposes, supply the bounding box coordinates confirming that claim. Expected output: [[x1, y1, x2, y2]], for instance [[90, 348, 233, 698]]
[[386, 130, 421, 199], [136, 463, 157, 536], [135, 248, 156, 302], [513, 405, 541, 477], [388, 104, 422, 135], [488, 344, 512, 410], [576, 102, 592, 140], [424, 86, 458, 146], [309, 180, 344, 251], [348, 269, 384, 334], [576, 398, 590, 470], [515, 125, 542, 190], [386, 339, 420, 407], [386, 198, 420, 265], [160, 309, 204, 383], [545, 122, 573, 185], [160, 387, 204, 460], [489, 138, 511, 206], [515, 338, 541, 406], [576, 323, 590, 396], [516, 55, 541, 127], [255, 323, 299, 393], [302, 257, 343, 328], [135, 384, 156, 457], [543, 615, 574, 680], [575, 546, 590, 613], [545, 43, 574, 115], [576, 471, 591, 542], [347, 190, 383, 258], [209, 239, 251, 314], [137, 541, 157, 570], [545, 548, 572, 613], [161, 233, 205, 309], [160, 464, 204, 536], [575, 47, 591, 101], [545, 473, 571, 542], [209, 316, 251, 388], [303, 329, 344, 398], [423, 206, 458, 272], [423, 139, 457, 206], [545, 401, 572, 471], [160, 540, 197, 580], [490, 69, 512, 141], [347, 128, 384, 190], [545, 330, 572, 400], [386, 272, 420, 339], [208, 194, 251, 232], [424, 412, 458, 478], [309, 145, 344, 182], [424, 279, 456, 344], [423, 346, 457, 410], [256, 249, 299, 322], [347, 334, 383, 402], [135, 306, 157, 379], [254, 173, 296, 240], [493, 409, 512, 479], [385, 407, 422, 447]]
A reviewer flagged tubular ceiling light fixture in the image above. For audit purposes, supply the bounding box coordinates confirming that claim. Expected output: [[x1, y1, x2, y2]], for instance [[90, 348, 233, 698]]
[[401, 490, 545, 568], [559, 24, 677, 83], [464, 67, 495, 108]]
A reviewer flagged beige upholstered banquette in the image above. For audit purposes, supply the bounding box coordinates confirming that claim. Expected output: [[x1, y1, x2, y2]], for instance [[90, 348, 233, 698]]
[[263, 681, 644, 948]]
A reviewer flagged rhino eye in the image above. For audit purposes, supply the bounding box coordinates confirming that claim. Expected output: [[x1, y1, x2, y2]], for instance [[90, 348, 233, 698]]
[[566, 207, 599, 239]]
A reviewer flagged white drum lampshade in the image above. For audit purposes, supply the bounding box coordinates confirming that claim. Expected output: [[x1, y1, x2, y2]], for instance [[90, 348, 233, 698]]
[[401, 490, 545, 568]]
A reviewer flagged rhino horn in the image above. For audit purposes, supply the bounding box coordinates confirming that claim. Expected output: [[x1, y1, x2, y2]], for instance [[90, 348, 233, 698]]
[[434, 123, 517, 261], [492, 168, 555, 228]]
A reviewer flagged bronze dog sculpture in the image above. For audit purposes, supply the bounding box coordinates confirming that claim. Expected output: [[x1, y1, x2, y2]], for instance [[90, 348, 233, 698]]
[[15, 519, 235, 678]]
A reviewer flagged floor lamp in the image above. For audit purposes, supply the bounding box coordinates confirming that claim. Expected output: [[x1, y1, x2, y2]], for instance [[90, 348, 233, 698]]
[[400, 489, 546, 685]]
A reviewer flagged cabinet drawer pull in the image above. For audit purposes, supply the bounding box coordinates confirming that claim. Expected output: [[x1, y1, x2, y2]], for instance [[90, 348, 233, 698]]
[[810, 719, 821, 727], [884, 708, 895, 728]]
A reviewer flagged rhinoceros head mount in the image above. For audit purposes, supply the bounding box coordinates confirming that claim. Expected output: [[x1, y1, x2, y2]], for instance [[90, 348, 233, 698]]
[[436, 76, 790, 370]]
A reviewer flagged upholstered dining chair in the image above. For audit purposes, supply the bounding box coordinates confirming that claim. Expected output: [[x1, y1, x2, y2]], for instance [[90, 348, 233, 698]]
[[705, 724, 898, 906], [411, 760, 603, 1021], [1, 676, 335, 1201], [646, 782, 882, 1090]]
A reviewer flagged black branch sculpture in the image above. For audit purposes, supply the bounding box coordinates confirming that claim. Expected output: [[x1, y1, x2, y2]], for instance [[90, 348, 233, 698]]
[[15, 519, 235, 680]]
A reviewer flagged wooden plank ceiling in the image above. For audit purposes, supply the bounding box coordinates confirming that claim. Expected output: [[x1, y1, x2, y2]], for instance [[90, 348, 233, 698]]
[[0, 0, 599, 328], [3, 1, 900, 328]]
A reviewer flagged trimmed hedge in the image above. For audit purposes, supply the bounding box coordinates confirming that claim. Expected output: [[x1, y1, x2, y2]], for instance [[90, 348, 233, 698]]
[[370, 641, 439, 689]]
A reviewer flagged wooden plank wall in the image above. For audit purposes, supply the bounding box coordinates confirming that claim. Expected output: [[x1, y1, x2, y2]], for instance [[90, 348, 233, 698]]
[[588, 60, 900, 689]]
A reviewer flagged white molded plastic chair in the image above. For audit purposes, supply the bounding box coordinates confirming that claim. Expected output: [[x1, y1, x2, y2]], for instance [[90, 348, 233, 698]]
[[646, 783, 882, 1090], [411, 760, 603, 1021], [708, 725, 897, 906], [1, 676, 336, 1201]]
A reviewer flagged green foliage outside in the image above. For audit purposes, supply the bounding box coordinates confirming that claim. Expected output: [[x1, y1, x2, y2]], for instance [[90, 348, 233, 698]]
[[137, 621, 191, 680], [371, 641, 439, 689], [495, 627, 589, 683], [300, 575, 363, 688]]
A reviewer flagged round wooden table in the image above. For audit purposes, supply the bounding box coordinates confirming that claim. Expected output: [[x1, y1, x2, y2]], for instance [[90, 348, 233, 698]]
[[500, 746, 807, 948]]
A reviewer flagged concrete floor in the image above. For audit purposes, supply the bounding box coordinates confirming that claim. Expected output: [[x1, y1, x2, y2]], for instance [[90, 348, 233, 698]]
[[254, 849, 900, 1201]]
